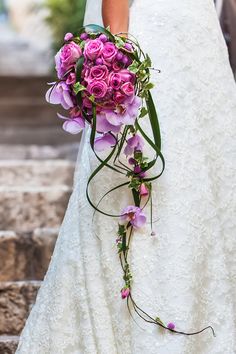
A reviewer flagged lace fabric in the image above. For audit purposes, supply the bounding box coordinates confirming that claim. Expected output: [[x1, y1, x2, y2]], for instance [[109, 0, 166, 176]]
[[16, 0, 236, 353]]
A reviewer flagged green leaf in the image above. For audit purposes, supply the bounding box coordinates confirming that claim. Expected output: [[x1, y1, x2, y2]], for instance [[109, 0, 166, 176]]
[[139, 107, 148, 118], [144, 82, 155, 91], [145, 91, 161, 149], [73, 82, 86, 94]]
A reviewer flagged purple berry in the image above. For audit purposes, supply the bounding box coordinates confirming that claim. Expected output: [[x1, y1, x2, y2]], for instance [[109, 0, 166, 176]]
[[122, 55, 129, 65], [116, 51, 123, 61], [124, 42, 133, 51], [99, 34, 108, 42], [80, 32, 89, 40], [95, 58, 103, 65], [128, 157, 136, 165], [139, 171, 146, 178], [134, 166, 142, 174], [167, 322, 175, 330]]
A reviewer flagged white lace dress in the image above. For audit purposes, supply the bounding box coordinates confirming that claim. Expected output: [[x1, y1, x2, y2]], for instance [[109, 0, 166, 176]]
[[16, 0, 236, 353]]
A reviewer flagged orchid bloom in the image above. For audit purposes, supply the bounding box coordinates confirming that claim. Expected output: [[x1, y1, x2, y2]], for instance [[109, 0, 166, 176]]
[[120, 205, 146, 228], [94, 132, 117, 152], [105, 95, 142, 127], [124, 134, 145, 156], [57, 113, 85, 134], [46, 82, 74, 110]]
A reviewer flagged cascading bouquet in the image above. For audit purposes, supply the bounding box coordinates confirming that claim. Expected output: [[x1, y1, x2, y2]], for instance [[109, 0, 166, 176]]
[[46, 24, 215, 337]]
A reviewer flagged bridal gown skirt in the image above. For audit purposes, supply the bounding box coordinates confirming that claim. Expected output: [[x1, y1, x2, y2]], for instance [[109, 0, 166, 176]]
[[16, 0, 236, 353]]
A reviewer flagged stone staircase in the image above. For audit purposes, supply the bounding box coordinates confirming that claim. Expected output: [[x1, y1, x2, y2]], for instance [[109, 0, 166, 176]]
[[0, 76, 79, 353]]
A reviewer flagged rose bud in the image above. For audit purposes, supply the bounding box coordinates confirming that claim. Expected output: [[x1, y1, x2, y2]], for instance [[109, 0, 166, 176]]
[[121, 287, 130, 299], [139, 183, 149, 197]]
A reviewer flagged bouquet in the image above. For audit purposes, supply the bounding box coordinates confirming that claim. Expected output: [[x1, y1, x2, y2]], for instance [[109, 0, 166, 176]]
[[46, 24, 215, 337]]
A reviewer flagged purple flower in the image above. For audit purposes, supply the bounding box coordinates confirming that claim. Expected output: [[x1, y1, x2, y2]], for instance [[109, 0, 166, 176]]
[[124, 134, 144, 156], [124, 42, 133, 51], [84, 39, 104, 60], [102, 42, 118, 63], [122, 55, 129, 66], [116, 51, 123, 61], [95, 58, 103, 65], [94, 133, 117, 152], [66, 72, 76, 85], [167, 322, 175, 330], [121, 287, 130, 299], [55, 42, 82, 79], [134, 165, 142, 174], [109, 72, 122, 90], [121, 82, 135, 96], [88, 65, 109, 81], [119, 69, 136, 84], [99, 34, 108, 43], [64, 32, 73, 41], [120, 205, 146, 228], [96, 113, 122, 134], [80, 32, 89, 40], [114, 91, 127, 104], [45, 82, 74, 110], [61, 42, 82, 67], [87, 80, 108, 99], [57, 113, 85, 134], [105, 95, 142, 127]]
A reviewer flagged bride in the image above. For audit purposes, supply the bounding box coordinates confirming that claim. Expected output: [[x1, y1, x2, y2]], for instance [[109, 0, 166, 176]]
[[16, 0, 236, 353]]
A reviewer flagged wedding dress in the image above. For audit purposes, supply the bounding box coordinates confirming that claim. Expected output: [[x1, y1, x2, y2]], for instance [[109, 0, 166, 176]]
[[16, 0, 236, 353]]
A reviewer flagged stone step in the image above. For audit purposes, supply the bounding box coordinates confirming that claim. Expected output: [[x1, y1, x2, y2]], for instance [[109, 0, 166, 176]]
[[0, 100, 60, 127], [0, 160, 75, 187], [0, 143, 79, 161], [0, 126, 80, 145], [0, 335, 19, 354], [0, 281, 41, 335], [0, 186, 72, 231], [0, 228, 58, 282], [0, 76, 53, 100]]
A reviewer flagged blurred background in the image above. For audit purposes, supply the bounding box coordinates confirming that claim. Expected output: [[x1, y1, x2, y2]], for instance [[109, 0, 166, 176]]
[[0, 0, 235, 352]]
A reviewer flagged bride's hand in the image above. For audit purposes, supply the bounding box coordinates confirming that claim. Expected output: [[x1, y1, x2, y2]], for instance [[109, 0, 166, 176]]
[[102, 0, 129, 37]]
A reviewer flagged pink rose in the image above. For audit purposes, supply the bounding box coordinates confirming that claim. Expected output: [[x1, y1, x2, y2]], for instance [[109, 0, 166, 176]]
[[88, 65, 109, 81], [61, 42, 82, 67], [112, 61, 123, 72], [87, 80, 108, 99], [119, 69, 136, 84], [121, 82, 135, 96], [66, 72, 76, 85], [109, 72, 122, 90], [114, 90, 127, 104], [102, 42, 118, 63], [84, 39, 104, 60]]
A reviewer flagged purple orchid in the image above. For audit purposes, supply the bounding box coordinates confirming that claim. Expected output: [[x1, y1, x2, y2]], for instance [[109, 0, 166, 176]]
[[120, 205, 146, 228], [57, 113, 85, 134], [96, 113, 122, 134], [124, 134, 144, 156], [104, 95, 142, 127], [94, 132, 117, 152], [46, 82, 74, 110]]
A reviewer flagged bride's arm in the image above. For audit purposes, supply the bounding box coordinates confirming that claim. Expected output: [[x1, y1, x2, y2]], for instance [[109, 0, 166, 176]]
[[102, 0, 129, 35]]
